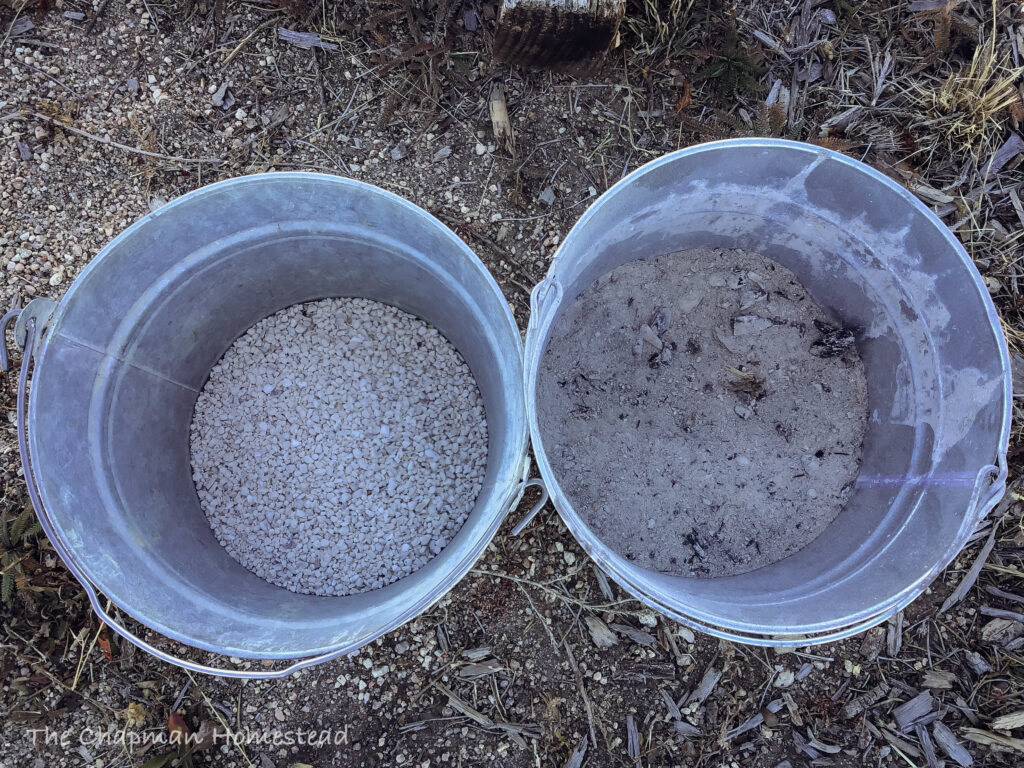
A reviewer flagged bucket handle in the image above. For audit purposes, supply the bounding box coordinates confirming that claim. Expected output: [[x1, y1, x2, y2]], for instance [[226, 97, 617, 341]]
[[509, 479, 550, 535], [5, 313, 361, 680]]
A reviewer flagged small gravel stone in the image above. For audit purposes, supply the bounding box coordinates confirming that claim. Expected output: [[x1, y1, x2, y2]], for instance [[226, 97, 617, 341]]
[[190, 298, 488, 596]]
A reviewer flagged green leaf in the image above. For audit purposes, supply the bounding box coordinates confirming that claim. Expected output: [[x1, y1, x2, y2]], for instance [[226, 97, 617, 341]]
[[2, 570, 13, 605], [0, 509, 11, 549], [11, 502, 34, 544]]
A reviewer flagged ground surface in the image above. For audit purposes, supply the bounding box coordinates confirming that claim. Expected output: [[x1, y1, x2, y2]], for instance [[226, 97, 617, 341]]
[[1, 1, 1024, 767]]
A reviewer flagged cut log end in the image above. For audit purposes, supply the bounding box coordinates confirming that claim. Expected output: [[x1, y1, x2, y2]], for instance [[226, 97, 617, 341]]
[[494, 0, 625, 70]]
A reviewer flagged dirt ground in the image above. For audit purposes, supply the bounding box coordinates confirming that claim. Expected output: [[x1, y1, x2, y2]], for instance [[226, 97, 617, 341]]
[[2, 1, 1024, 767]]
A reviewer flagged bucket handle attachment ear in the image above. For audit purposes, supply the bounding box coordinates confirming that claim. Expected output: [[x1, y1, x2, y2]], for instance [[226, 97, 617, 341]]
[[4, 311, 361, 680], [972, 452, 1008, 524], [524, 277, 563, 377]]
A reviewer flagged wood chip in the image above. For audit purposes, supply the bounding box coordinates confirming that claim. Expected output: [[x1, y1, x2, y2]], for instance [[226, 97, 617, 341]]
[[954, 696, 981, 726], [660, 688, 681, 721], [461, 647, 491, 661], [990, 711, 1024, 731], [962, 727, 1024, 753], [584, 614, 619, 647], [686, 667, 722, 706], [626, 714, 640, 765], [458, 659, 504, 679], [881, 726, 923, 758], [613, 661, 675, 683], [922, 669, 956, 689], [859, 625, 886, 661], [980, 618, 1024, 646], [435, 683, 540, 743], [661, 628, 689, 667], [806, 729, 843, 754], [843, 682, 890, 719], [564, 736, 587, 768], [277, 27, 338, 50], [724, 699, 783, 741], [963, 650, 992, 675], [592, 565, 614, 601], [489, 83, 514, 154], [783, 691, 803, 727], [9, 17, 34, 36], [917, 724, 940, 768], [674, 720, 700, 739], [933, 721, 974, 766], [984, 133, 1024, 177], [793, 728, 819, 758], [940, 528, 997, 613], [986, 585, 1024, 605], [437, 683, 494, 727], [611, 623, 656, 647], [888, 611, 904, 656], [895, 691, 936, 732], [640, 323, 663, 350]]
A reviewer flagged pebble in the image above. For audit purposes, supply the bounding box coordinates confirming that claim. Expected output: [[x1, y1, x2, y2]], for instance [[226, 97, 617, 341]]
[[191, 298, 488, 596], [774, 668, 796, 688]]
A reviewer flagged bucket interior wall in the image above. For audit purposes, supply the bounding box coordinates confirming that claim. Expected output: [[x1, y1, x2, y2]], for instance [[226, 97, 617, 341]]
[[29, 175, 528, 657], [528, 141, 1010, 637]]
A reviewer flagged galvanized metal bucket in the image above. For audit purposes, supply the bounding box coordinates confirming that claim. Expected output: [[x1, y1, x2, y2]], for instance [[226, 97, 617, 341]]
[[7, 173, 535, 678], [523, 138, 1012, 645]]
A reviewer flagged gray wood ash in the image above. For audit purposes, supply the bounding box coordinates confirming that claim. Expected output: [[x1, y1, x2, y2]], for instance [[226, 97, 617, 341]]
[[537, 248, 868, 578]]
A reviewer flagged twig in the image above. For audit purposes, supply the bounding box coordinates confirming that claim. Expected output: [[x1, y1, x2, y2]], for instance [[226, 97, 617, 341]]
[[21, 61, 80, 97], [469, 567, 642, 615], [985, 584, 1024, 605], [513, 581, 560, 653], [140, 0, 161, 36], [71, 612, 107, 691], [85, 0, 112, 34], [185, 672, 254, 767], [939, 526, 997, 613], [222, 19, 277, 69], [564, 639, 599, 750], [26, 111, 222, 165], [979, 605, 1024, 623]]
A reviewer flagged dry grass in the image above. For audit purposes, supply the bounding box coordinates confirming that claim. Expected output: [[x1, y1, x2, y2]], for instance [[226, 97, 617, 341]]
[[909, 36, 1022, 161]]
